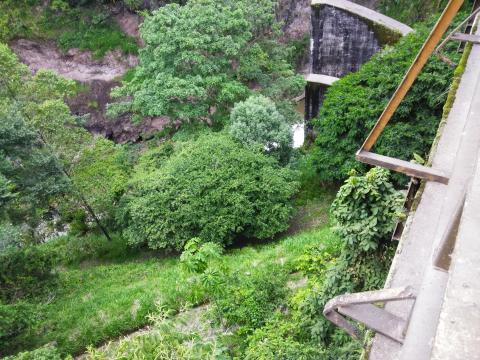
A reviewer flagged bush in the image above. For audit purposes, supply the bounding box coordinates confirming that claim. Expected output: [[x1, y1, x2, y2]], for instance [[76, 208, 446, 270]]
[[331, 168, 404, 251], [0, 224, 24, 251], [310, 19, 462, 184], [123, 134, 299, 251], [109, 0, 303, 124], [229, 95, 292, 161], [0, 302, 36, 354], [180, 238, 223, 274], [245, 316, 326, 360], [40, 233, 133, 267], [211, 267, 288, 333], [0, 246, 57, 301], [4, 344, 62, 360]]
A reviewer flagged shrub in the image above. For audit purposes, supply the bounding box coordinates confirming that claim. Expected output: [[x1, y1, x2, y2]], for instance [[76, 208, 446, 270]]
[[0, 246, 57, 301], [0, 301, 36, 355], [211, 267, 288, 333], [3, 344, 62, 360], [310, 19, 462, 184], [245, 316, 326, 360], [123, 134, 299, 251], [229, 95, 292, 161], [109, 0, 303, 124], [0, 224, 24, 251], [331, 167, 404, 251], [180, 238, 223, 274], [71, 138, 131, 229]]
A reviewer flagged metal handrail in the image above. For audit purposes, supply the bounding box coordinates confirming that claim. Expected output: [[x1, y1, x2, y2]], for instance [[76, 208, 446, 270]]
[[356, 0, 466, 183]]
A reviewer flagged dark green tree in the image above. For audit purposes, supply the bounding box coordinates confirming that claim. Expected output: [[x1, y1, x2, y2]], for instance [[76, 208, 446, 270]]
[[123, 134, 299, 251]]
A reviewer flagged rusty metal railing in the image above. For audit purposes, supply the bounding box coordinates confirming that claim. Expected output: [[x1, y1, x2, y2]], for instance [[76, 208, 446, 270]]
[[356, 0, 467, 185]]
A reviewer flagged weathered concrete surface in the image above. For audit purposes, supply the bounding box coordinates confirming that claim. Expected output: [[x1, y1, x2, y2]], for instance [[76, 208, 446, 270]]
[[431, 149, 480, 360], [369, 21, 480, 360], [305, 73, 339, 85], [311, 0, 413, 36]]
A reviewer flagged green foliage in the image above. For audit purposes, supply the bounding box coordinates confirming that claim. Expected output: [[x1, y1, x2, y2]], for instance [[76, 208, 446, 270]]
[[71, 138, 131, 227], [57, 20, 138, 58], [0, 302, 36, 355], [110, 0, 303, 125], [180, 238, 224, 274], [85, 310, 227, 360], [378, 0, 465, 25], [41, 233, 134, 267], [0, 44, 89, 229], [4, 226, 333, 357], [0, 1, 138, 57], [296, 169, 400, 346], [229, 95, 292, 161], [4, 344, 63, 360], [0, 246, 56, 302], [123, 134, 299, 251], [211, 267, 288, 333], [0, 1, 42, 43], [311, 19, 462, 184], [331, 168, 404, 251], [0, 224, 24, 251], [244, 316, 325, 360]]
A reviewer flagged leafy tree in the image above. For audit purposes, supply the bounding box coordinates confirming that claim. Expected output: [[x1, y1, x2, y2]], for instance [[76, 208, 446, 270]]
[[71, 138, 131, 228], [109, 0, 304, 125], [0, 43, 113, 240], [310, 20, 461, 184], [229, 95, 292, 161], [123, 134, 299, 251]]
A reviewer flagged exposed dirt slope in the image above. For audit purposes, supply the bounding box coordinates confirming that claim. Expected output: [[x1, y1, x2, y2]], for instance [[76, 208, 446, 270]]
[[10, 39, 138, 82]]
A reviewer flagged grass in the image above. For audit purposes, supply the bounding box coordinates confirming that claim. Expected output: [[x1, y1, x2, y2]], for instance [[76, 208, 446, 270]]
[[11, 223, 338, 357]]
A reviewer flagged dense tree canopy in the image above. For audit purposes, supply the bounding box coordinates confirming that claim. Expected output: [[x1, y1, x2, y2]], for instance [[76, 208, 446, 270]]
[[109, 0, 304, 125], [123, 134, 299, 251]]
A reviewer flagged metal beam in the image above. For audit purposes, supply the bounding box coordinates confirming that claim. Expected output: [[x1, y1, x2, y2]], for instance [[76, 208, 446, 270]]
[[451, 32, 480, 43], [360, 0, 465, 152], [356, 150, 450, 184], [323, 287, 416, 343]]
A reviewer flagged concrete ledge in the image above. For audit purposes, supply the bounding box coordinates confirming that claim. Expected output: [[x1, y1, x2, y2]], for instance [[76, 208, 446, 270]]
[[311, 0, 413, 36], [305, 73, 340, 86]]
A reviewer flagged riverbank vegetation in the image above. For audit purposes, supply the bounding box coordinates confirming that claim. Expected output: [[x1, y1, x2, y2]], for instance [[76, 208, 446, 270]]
[[0, 0, 469, 359]]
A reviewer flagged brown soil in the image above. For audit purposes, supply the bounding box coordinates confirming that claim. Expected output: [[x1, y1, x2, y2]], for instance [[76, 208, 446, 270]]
[[10, 39, 138, 82]]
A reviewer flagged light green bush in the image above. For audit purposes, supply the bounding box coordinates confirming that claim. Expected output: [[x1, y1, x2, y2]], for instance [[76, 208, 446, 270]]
[[229, 95, 292, 161]]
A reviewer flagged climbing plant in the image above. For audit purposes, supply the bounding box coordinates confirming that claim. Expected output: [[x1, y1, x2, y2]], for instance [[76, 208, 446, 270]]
[[310, 18, 462, 185], [296, 168, 402, 345]]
